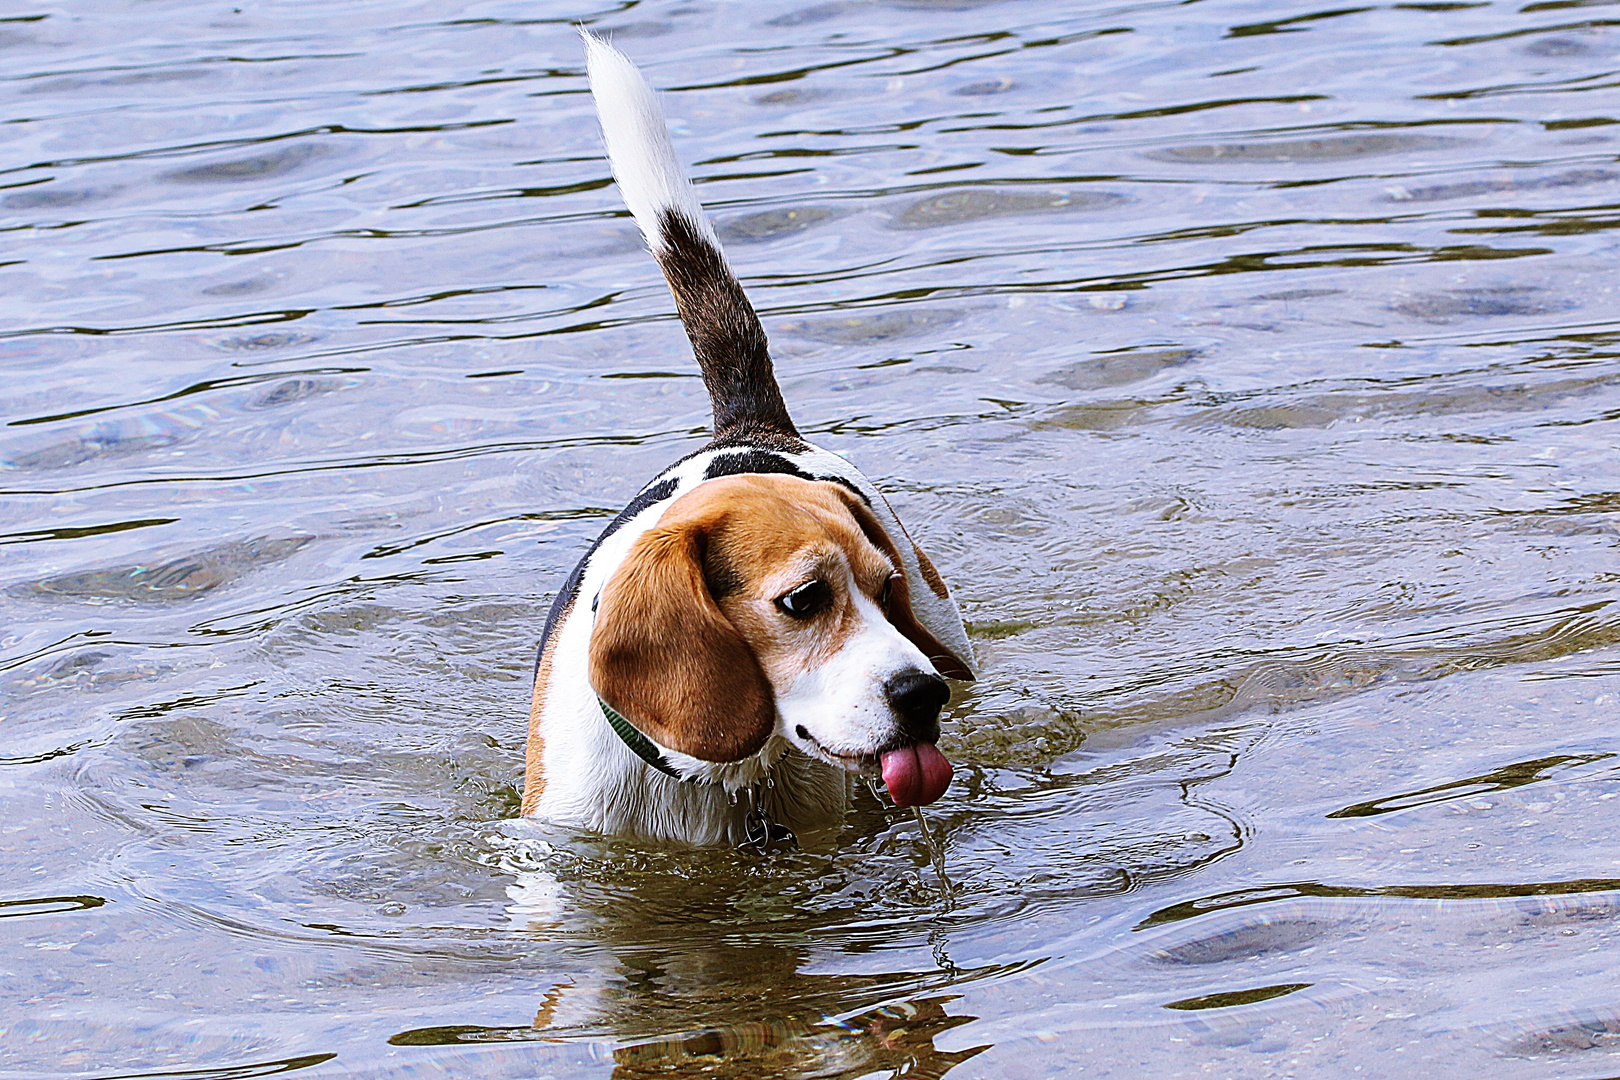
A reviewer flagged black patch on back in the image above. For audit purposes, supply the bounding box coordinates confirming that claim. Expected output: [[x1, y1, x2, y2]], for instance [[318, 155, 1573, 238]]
[[607, 477, 682, 541], [702, 447, 870, 506], [704, 450, 811, 482]]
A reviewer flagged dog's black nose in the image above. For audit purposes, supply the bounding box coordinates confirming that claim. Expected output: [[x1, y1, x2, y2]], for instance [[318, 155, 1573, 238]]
[[884, 669, 950, 742]]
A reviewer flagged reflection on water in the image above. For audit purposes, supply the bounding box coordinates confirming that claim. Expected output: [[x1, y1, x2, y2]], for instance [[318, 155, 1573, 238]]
[[391, 995, 988, 1080], [19, 536, 313, 603], [1144, 133, 1469, 163], [1164, 983, 1313, 1011], [1327, 752, 1617, 819], [889, 188, 1129, 229], [3, 0, 1620, 1076]]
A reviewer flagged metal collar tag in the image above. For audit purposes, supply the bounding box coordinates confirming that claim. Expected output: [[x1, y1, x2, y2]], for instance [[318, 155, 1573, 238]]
[[739, 783, 797, 856]]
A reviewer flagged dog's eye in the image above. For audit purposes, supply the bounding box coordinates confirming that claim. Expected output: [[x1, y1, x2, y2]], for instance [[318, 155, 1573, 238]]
[[776, 579, 832, 619]]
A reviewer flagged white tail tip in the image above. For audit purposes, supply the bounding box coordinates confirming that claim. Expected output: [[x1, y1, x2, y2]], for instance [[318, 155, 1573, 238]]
[[579, 28, 720, 254]]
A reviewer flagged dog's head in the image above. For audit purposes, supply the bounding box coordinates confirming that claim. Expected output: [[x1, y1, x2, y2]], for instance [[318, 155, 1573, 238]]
[[588, 473, 971, 805]]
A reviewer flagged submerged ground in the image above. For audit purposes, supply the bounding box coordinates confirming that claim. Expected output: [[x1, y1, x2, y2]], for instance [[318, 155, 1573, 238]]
[[3, 0, 1619, 1076]]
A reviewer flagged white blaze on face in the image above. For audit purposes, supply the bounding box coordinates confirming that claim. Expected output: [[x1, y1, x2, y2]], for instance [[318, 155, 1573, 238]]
[[773, 583, 934, 766]]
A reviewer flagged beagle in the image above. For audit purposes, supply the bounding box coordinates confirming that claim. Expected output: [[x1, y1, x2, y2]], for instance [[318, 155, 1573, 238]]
[[519, 32, 976, 848]]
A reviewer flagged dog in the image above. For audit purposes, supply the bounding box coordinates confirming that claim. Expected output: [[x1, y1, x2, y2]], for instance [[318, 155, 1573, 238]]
[[519, 32, 976, 848]]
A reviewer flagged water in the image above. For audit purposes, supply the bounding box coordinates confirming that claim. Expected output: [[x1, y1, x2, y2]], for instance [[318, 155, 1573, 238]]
[[3, 0, 1618, 1076]]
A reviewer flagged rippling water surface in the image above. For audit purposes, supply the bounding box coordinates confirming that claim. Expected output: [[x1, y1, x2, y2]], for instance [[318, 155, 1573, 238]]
[[4, 1, 1620, 1076]]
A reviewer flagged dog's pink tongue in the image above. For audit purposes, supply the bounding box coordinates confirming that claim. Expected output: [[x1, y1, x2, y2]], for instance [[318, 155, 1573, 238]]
[[880, 743, 953, 807]]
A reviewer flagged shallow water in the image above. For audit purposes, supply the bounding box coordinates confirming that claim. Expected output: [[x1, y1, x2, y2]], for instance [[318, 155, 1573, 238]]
[[3, 0, 1619, 1076]]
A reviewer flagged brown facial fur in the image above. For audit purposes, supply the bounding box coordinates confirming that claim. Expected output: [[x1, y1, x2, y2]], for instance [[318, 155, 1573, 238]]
[[588, 474, 967, 764], [703, 481, 899, 696]]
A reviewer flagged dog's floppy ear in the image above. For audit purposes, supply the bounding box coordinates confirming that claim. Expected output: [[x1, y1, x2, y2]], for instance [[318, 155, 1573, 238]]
[[589, 518, 775, 763], [828, 485, 974, 681]]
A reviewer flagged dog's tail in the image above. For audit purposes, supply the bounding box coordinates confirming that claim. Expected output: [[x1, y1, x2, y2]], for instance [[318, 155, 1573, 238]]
[[581, 31, 797, 441]]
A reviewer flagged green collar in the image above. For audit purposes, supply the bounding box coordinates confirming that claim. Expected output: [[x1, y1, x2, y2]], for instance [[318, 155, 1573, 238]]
[[597, 696, 688, 782]]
